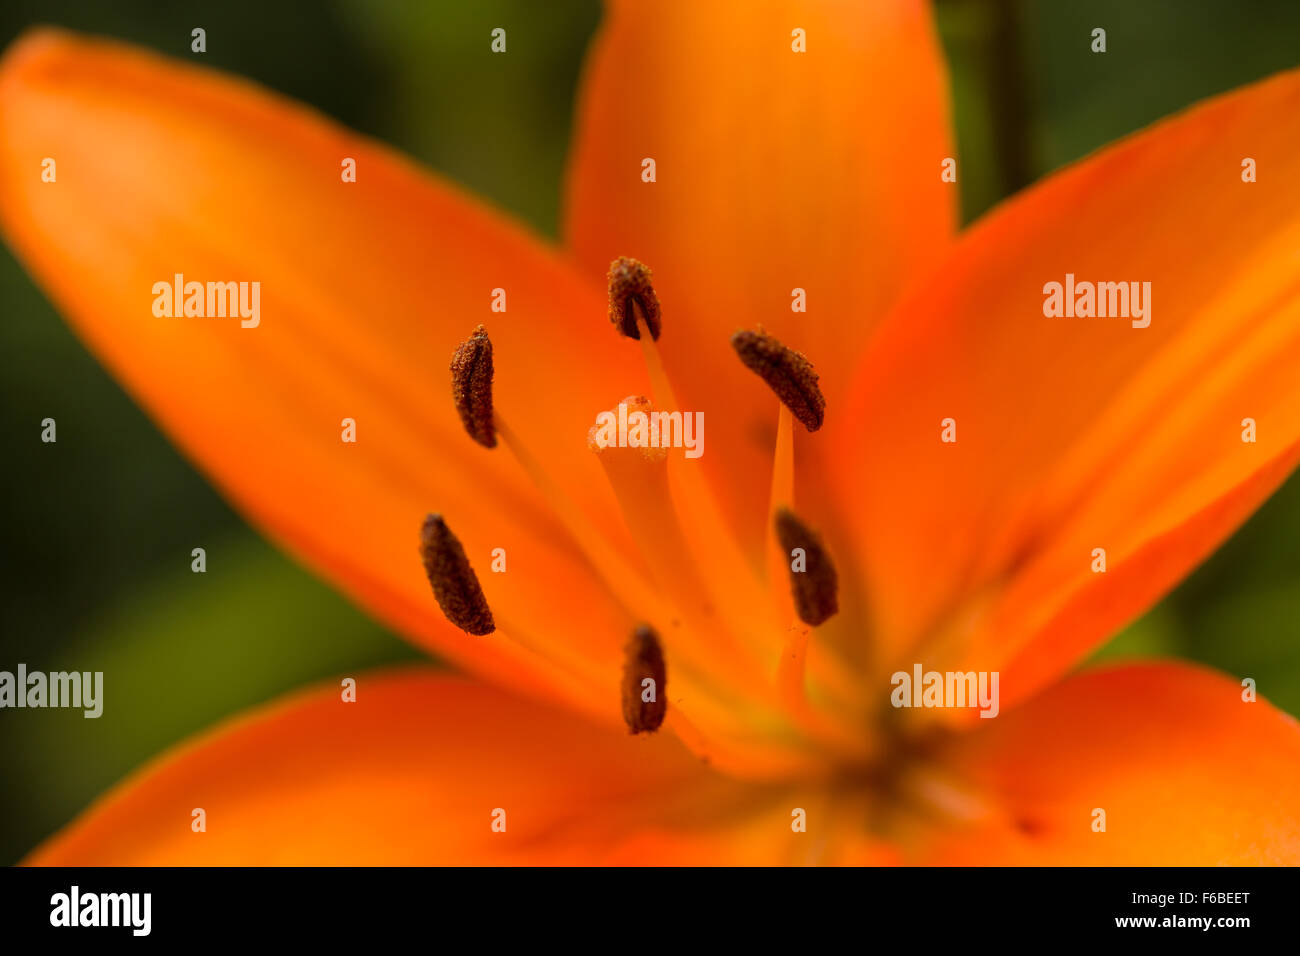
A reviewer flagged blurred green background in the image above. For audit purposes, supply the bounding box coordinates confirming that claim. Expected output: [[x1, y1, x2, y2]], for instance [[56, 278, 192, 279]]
[[1, 0, 1298, 864]]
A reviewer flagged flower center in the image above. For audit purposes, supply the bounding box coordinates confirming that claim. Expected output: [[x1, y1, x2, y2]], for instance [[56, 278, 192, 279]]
[[426, 257, 900, 782]]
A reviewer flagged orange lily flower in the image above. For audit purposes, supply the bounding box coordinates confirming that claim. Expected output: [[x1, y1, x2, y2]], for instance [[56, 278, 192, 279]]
[[4, 2, 1300, 866]]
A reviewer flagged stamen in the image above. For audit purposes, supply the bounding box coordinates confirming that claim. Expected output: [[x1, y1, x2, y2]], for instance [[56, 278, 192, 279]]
[[450, 325, 495, 448], [775, 626, 813, 713], [769, 404, 794, 511], [493, 416, 665, 622], [666, 707, 831, 780], [609, 281, 785, 668], [731, 328, 825, 432], [765, 404, 795, 614], [611, 275, 861, 756], [607, 257, 661, 340], [621, 625, 667, 733], [591, 396, 769, 694], [589, 397, 711, 621], [446, 328, 670, 625], [774, 508, 839, 626], [419, 513, 495, 635]]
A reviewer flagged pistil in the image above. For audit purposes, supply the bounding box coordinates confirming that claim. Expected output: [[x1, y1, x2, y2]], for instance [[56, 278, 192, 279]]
[[448, 325, 667, 626], [589, 396, 767, 694], [607, 262, 784, 668]]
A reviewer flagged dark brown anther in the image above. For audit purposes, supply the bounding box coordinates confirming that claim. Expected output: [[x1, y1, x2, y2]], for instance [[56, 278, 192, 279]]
[[419, 514, 495, 635], [774, 508, 839, 626], [621, 625, 667, 733], [730, 328, 825, 432], [608, 257, 661, 341], [451, 325, 496, 448]]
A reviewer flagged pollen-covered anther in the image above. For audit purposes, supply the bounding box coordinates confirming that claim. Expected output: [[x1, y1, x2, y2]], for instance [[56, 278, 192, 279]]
[[419, 513, 495, 635], [608, 256, 661, 341], [450, 324, 496, 448], [774, 508, 839, 626], [621, 624, 668, 733], [731, 328, 826, 432]]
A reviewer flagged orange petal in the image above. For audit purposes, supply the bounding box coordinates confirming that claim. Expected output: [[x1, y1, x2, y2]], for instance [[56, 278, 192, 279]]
[[919, 662, 1300, 864], [839, 65, 1300, 707], [564, 0, 955, 546], [0, 29, 652, 715], [27, 670, 798, 865]]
